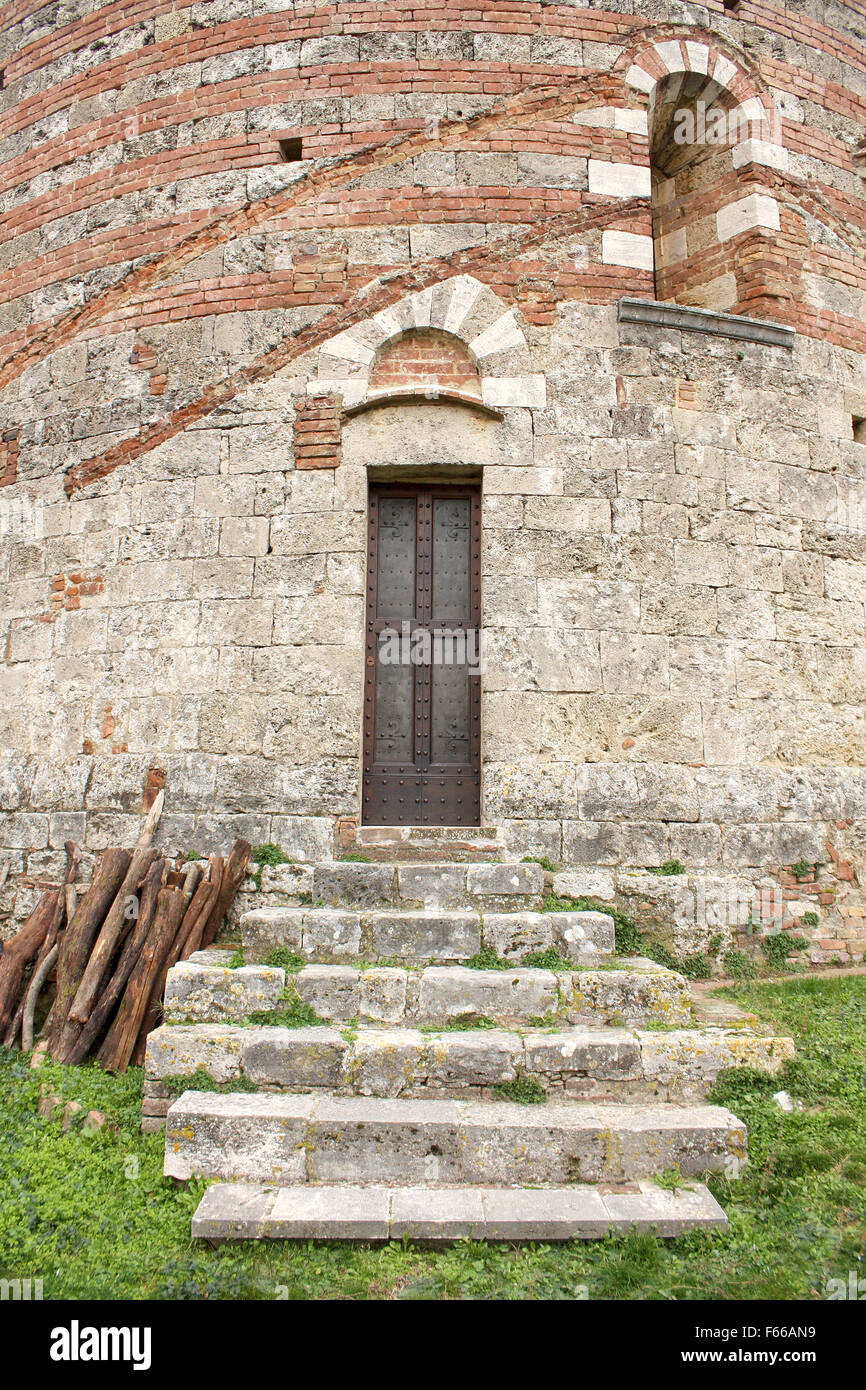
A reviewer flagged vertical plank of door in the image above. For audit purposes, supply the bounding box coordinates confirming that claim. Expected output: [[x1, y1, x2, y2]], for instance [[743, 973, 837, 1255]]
[[470, 488, 482, 772], [362, 488, 378, 788]]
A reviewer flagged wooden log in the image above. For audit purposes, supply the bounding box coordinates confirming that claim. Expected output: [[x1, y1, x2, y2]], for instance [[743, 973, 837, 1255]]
[[98, 886, 185, 1074], [65, 858, 165, 1066], [130, 878, 217, 1066], [48, 848, 131, 1056], [66, 848, 158, 1026], [137, 789, 164, 848], [176, 878, 219, 961], [0, 891, 57, 1039], [180, 859, 204, 907], [21, 944, 59, 1052], [199, 839, 251, 948], [3, 842, 79, 1048]]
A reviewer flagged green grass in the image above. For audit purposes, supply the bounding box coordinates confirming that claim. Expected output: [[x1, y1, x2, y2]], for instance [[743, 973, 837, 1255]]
[[760, 932, 807, 972], [521, 947, 574, 971], [247, 985, 325, 1028], [1, 975, 865, 1299], [465, 946, 512, 971], [265, 947, 305, 974], [492, 1076, 547, 1105]]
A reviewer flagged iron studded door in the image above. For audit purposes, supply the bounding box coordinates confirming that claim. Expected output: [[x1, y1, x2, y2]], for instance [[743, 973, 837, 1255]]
[[362, 483, 481, 826]]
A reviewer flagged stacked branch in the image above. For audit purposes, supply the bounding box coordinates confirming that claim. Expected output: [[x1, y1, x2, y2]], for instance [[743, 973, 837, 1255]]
[[0, 802, 251, 1071]]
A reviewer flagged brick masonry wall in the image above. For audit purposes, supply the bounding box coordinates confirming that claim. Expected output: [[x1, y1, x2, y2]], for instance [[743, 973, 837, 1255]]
[[368, 330, 482, 398], [0, 1, 865, 960]]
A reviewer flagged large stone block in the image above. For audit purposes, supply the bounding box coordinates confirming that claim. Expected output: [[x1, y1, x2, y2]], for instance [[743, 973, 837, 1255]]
[[241, 908, 304, 958], [482, 910, 554, 958], [370, 911, 481, 961], [466, 862, 544, 897], [346, 1029, 425, 1097], [163, 963, 286, 1024], [307, 1096, 463, 1184], [241, 1026, 347, 1088], [164, 1091, 315, 1182], [145, 1024, 246, 1083], [268, 1186, 391, 1240], [397, 863, 467, 908], [423, 1030, 521, 1087], [482, 910, 613, 961], [312, 863, 395, 906], [637, 1029, 795, 1085], [358, 967, 408, 1023], [566, 962, 691, 1027], [523, 1028, 642, 1081], [417, 966, 559, 1022], [550, 910, 615, 959], [552, 869, 616, 901], [190, 1181, 728, 1241], [295, 965, 360, 1022], [303, 909, 363, 960]]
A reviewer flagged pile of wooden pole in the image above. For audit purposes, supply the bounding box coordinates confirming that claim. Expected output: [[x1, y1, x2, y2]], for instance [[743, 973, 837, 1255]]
[[0, 794, 251, 1072]]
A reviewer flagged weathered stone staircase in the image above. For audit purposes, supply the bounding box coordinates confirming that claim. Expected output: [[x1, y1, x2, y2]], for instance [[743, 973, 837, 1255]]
[[152, 860, 793, 1242]]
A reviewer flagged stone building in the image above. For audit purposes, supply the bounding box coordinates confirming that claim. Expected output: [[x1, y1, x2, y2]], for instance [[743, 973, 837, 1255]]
[[1, 0, 866, 963]]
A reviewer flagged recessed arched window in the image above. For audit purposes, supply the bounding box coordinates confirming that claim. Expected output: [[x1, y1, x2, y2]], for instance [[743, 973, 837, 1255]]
[[651, 72, 744, 310], [648, 67, 785, 317]]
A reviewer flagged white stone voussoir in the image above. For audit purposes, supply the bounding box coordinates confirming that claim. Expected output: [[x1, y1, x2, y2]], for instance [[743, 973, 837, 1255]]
[[716, 193, 780, 242], [588, 160, 651, 198], [602, 230, 654, 271]]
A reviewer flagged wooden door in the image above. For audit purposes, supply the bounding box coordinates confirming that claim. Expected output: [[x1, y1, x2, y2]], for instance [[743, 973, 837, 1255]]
[[362, 482, 481, 826]]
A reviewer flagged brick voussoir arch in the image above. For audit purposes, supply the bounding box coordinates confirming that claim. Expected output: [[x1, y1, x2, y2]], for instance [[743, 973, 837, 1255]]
[[311, 275, 545, 415], [616, 27, 780, 136], [618, 26, 798, 313]]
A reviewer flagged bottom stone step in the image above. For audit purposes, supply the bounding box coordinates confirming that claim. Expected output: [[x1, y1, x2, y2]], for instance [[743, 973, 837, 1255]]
[[191, 1180, 728, 1242]]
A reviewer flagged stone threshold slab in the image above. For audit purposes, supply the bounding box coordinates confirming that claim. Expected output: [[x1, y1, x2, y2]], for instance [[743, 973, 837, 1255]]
[[191, 1180, 729, 1241]]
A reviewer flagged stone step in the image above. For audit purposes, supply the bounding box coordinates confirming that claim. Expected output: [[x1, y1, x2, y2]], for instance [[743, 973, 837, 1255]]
[[164, 1091, 746, 1186], [144, 1020, 793, 1113], [240, 904, 614, 965], [191, 1179, 729, 1242], [163, 958, 690, 1028], [241, 859, 550, 908], [317, 860, 547, 909]]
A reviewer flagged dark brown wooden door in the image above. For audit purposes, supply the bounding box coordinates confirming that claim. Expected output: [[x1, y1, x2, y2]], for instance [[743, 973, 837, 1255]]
[[363, 482, 481, 826]]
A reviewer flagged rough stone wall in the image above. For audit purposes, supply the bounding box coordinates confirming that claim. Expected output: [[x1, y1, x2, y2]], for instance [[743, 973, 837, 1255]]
[[1, 1, 865, 954]]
